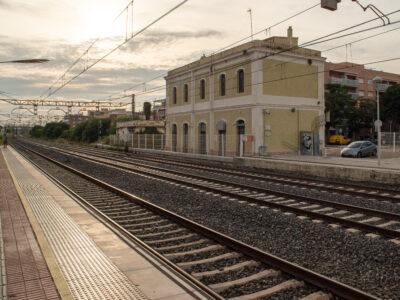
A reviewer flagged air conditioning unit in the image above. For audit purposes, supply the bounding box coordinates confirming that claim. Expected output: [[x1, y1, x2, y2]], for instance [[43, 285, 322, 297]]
[[321, 0, 341, 11]]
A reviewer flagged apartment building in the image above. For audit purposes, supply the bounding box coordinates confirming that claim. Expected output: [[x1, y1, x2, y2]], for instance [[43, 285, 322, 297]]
[[325, 62, 400, 100], [165, 27, 326, 156]]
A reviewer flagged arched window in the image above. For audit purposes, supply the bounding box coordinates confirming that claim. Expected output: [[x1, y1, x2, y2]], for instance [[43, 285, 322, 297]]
[[200, 79, 206, 100], [184, 84, 189, 102], [183, 123, 189, 153], [172, 87, 177, 104], [236, 119, 245, 156], [172, 124, 177, 152], [219, 74, 226, 96], [216, 120, 227, 156], [237, 69, 245, 93], [198, 122, 207, 154]]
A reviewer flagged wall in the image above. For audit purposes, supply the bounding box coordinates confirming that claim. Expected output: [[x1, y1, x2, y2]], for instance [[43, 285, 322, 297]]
[[214, 62, 252, 100], [264, 107, 319, 153], [263, 59, 319, 99]]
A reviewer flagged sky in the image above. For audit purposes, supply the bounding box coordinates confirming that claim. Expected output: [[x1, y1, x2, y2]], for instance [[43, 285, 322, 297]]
[[0, 0, 399, 122]]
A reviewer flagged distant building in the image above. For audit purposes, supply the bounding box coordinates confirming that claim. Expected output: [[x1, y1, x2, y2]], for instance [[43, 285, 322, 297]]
[[64, 114, 89, 127], [325, 62, 400, 100], [88, 109, 130, 120], [165, 27, 326, 156], [152, 99, 166, 120], [117, 120, 166, 142]]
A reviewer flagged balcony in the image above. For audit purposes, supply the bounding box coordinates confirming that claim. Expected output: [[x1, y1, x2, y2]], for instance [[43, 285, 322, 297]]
[[330, 77, 359, 87], [348, 92, 359, 100]]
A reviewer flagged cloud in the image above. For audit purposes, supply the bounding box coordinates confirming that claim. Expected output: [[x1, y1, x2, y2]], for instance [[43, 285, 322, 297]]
[[121, 29, 222, 53]]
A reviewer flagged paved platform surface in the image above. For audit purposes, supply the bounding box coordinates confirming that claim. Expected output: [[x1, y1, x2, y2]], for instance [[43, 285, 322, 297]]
[[0, 151, 60, 300], [265, 153, 400, 171], [2, 148, 202, 300]]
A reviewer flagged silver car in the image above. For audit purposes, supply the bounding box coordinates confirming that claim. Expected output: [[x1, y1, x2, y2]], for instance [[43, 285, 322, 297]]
[[341, 141, 377, 158]]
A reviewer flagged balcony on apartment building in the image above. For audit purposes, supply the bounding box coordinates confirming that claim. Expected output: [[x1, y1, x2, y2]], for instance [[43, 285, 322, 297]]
[[329, 76, 359, 87]]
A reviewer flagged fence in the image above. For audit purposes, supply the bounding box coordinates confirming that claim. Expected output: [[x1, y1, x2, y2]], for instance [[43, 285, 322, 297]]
[[381, 132, 400, 152], [109, 134, 166, 150], [108, 133, 257, 157]]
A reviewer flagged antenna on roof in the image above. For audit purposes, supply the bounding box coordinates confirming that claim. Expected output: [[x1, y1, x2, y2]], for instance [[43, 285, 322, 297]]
[[247, 8, 254, 41]]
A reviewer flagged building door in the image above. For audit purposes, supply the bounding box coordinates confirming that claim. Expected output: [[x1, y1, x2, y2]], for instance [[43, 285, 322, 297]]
[[172, 124, 177, 152], [199, 123, 207, 154], [236, 120, 245, 156], [217, 120, 226, 156], [183, 123, 189, 153]]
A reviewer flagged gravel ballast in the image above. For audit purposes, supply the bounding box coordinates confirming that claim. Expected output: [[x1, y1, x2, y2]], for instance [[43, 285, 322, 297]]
[[17, 142, 400, 299]]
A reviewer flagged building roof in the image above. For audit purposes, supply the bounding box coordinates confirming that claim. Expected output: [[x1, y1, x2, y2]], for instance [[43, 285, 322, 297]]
[[167, 28, 323, 78]]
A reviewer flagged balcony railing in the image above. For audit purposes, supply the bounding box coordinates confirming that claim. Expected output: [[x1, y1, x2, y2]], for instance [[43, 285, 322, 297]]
[[330, 77, 359, 87], [348, 92, 359, 100]]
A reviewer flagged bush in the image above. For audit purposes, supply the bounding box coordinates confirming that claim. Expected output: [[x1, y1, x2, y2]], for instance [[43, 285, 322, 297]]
[[42, 122, 69, 139], [30, 125, 44, 138]]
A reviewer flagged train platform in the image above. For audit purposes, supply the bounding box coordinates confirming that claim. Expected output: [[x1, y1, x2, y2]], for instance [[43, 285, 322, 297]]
[[0, 148, 204, 300], [235, 154, 400, 185]]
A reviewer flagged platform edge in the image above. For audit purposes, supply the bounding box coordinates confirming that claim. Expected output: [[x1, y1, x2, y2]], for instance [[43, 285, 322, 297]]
[[2, 149, 73, 300]]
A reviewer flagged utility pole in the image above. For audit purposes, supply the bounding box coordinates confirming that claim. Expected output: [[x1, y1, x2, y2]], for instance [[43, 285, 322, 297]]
[[131, 94, 135, 116], [247, 9, 254, 41], [373, 76, 383, 167]]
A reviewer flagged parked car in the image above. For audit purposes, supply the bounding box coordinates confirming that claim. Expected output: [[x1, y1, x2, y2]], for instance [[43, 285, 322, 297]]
[[329, 134, 350, 145], [340, 141, 377, 158]]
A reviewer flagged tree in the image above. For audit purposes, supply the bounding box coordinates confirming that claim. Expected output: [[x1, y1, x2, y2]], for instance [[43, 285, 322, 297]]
[[42, 122, 69, 139], [381, 84, 400, 130], [30, 125, 44, 138], [325, 84, 355, 128], [143, 102, 152, 120], [347, 99, 376, 135]]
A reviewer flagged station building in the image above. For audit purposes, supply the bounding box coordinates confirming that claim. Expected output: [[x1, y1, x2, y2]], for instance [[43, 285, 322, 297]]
[[165, 27, 326, 156]]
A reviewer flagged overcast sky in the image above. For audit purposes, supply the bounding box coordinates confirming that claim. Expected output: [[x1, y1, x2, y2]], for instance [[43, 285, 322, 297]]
[[0, 0, 399, 119]]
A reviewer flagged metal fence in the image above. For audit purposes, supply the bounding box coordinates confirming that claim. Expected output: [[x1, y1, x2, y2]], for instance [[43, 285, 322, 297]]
[[109, 134, 166, 150], [108, 133, 257, 157], [381, 132, 400, 152]]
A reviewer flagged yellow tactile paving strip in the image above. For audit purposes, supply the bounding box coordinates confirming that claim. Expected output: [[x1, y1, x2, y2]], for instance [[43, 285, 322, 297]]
[[3, 149, 149, 300]]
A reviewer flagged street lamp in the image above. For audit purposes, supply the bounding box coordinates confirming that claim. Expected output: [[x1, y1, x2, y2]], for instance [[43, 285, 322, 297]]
[[372, 76, 383, 166], [0, 59, 49, 64]]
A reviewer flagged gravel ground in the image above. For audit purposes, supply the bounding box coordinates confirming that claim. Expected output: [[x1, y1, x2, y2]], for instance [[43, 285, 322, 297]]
[[38, 142, 400, 213], [16, 142, 400, 299], [121, 156, 400, 214]]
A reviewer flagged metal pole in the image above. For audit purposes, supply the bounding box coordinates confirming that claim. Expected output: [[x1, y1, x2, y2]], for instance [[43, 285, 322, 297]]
[[377, 89, 381, 166], [247, 9, 254, 41], [394, 132, 396, 153]]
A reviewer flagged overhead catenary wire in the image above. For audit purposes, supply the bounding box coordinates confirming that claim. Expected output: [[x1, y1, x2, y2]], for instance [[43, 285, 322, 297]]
[[100, 13, 400, 103], [101, 8, 400, 103], [98, 2, 321, 101], [42, 0, 189, 100], [127, 56, 400, 100], [40, 0, 135, 99]]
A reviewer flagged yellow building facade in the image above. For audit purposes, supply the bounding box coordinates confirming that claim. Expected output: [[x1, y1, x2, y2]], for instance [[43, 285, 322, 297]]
[[165, 28, 326, 156]]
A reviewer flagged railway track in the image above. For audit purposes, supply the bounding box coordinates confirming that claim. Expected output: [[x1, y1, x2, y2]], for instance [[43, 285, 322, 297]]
[[19, 140, 400, 242], [29, 140, 400, 204], [12, 143, 380, 300]]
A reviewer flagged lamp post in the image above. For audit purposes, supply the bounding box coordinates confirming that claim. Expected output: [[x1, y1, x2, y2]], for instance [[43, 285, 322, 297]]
[[372, 76, 383, 166]]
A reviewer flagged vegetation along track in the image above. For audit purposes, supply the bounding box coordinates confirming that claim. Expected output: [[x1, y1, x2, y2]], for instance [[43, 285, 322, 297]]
[[30, 140, 400, 203], [20, 140, 400, 242], [13, 142, 380, 300]]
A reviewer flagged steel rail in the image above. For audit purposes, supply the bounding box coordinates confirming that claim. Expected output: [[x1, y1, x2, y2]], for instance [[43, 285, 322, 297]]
[[13, 143, 380, 300], [28, 142, 400, 240], [12, 145, 223, 300], [35, 140, 400, 203], [62, 146, 400, 219]]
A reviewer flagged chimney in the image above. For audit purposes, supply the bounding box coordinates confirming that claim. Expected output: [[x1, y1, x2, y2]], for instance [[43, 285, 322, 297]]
[[287, 26, 293, 38]]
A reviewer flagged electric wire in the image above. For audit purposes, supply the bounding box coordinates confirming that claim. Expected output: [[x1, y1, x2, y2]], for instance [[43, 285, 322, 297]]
[[42, 0, 188, 100], [100, 9, 400, 103], [40, 0, 135, 99]]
